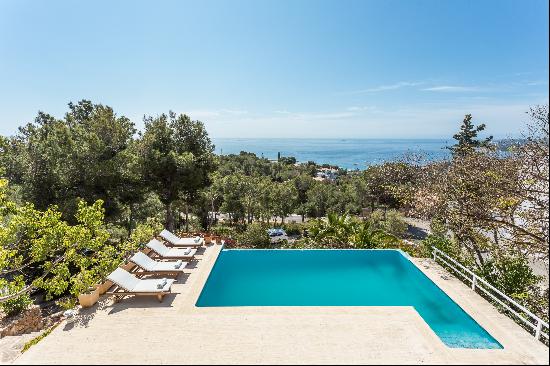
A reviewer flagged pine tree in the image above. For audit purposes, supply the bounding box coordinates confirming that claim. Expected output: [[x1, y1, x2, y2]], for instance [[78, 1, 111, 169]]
[[448, 114, 493, 156]]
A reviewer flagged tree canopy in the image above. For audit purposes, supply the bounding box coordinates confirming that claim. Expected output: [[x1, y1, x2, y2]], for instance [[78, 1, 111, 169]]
[[1, 100, 140, 225], [139, 112, 216, 230], [448, 114, 494, 156]]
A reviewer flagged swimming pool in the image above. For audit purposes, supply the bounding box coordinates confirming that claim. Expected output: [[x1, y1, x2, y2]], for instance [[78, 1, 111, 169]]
[[196, 249, 502, 349]]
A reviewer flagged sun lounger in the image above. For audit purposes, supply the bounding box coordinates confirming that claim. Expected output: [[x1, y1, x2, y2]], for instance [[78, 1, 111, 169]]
[[159, 229, 204, 247], [106, 268, 175, 302], [129, 252, 188, 278], [146, 239, 197, 260]]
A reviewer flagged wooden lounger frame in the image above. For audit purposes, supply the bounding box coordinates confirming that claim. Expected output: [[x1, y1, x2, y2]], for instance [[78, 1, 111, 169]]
[[145, 247, 196, 261], [114, 258, 180, 278], [105, 260, 176, 303], [128, 268, 182, 279], [163, 242, 202, 249], [126, 250, 189, 278], [159, 237, 203, 248], [106, 284, 171, 303]]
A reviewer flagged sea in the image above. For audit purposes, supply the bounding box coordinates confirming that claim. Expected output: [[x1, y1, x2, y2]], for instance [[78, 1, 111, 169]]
[[212, 138, 452, 170]]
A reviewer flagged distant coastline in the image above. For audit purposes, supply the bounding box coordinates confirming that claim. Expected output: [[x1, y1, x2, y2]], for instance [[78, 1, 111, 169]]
[[212, 138, 452, 169]]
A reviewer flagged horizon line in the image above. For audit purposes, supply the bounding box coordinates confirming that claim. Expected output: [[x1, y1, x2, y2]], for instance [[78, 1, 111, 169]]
[[209, 136, 517, 140]]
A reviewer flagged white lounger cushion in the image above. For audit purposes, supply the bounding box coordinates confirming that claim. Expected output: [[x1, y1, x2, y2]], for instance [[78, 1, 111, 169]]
[[160, 229, 204, 246], [130, 252, 188, 271], [146, 239, 196, 258], [165, 247, 196, 257], [134, 278, 173, 293], [107, 268, 174, 293]]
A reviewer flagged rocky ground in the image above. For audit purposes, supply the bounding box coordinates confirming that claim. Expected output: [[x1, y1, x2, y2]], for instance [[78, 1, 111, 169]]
[[0, 302, 64, 365], [0, 331, 42, 364]]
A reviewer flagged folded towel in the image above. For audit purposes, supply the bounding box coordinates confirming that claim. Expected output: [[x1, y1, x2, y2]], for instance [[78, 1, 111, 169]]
[[174, 260, 183, 269], [157, 278, 168, 289], [183, 248, 191, 255], [194, 237, 201, 243]]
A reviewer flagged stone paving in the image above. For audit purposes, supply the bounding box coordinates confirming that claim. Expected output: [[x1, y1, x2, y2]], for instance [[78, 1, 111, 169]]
[[10, 245, 549, 365]]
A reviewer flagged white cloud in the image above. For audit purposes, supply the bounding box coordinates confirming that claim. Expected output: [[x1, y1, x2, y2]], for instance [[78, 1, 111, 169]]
[[204, 101, 542, 139], [421, 85, 483, 92], [514, 71, 533, 76], [220, 109, 249, 115], [340, 81, 422, 95], [187, 110, 221, 118], [286, 111, 357, 120], [187, 108, 248, 119], [525, 80, 548, 86], [346, 106, 378, 112]]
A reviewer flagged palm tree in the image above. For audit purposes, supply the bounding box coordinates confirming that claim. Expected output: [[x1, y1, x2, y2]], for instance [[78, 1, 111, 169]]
[[350, 220, 399, 249], [309, 212, 354, 246], [309, 212, 400, 249]]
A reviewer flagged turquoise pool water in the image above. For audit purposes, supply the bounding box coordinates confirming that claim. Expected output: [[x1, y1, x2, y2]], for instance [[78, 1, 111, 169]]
[[196, 249, 502, 349]]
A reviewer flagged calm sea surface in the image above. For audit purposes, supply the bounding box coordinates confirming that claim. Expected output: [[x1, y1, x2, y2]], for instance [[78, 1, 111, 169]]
[[212, 138, 451, 169]]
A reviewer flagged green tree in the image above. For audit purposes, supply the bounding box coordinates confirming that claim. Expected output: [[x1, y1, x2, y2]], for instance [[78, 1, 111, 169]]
[[448, 114, 493, 156], [477, 253, 541, 299], [362, 162, 420, 211], [306, 182, 333, 217], [325, 180, 361, 215], [292, 174, 314, 222], [271, 181, 298, 223], [217, 151, 272, 177], [257, 178, 275, 223], [512, 105, 549, 260], [0, 177, 164, 312], [278, 156, 297, 165], [217, 174, 247, 223], [139, 112, 216, 230], [241, 176, 265, 224], [414, 107, 548, 325], [198, 179, 222, 230], [0, 178, 107, 309], [1, 100, 141, 225], [368, 209, 408, 237]]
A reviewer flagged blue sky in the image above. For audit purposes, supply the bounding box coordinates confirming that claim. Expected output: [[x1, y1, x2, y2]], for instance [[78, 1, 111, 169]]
[[0, 0, 548, 138]]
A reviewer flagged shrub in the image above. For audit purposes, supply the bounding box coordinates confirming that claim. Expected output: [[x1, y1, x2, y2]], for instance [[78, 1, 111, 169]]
[[420, 234, 461, 259], [128, 217, 163, 252], [429, 218, 448, 238], [181, 215, 203, 232], [282, 237, 317, 249], [395, 239, 422, 257], [236, 223, 270, 247], [368, 209, 408, 237], [384, 210, 408, 237], [104, 223, 129, 244], [1, 294, 33, 316], [280, 222, 303, 236], [0, 276, 33, 316], [367, 210, 385, 230], [477, 253, 541, 300], [210, 225, 237, 238]]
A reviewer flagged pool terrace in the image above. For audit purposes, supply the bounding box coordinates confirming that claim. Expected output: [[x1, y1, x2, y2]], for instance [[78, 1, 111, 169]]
[[13, 244, 549, 365]]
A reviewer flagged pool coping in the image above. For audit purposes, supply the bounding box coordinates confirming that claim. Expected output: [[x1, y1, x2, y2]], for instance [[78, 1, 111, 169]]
[[197, 247, 502, 349], [190, 246, 548, 360]]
